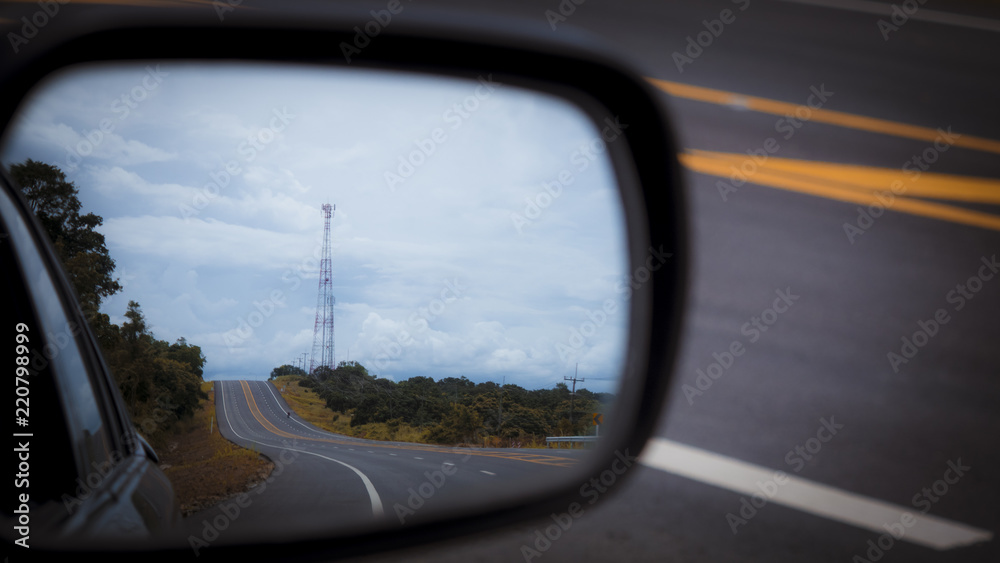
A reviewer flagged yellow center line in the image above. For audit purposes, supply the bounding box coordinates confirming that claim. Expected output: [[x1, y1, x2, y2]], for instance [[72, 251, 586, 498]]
[[236, 381, 575, 468], [648, 78, 1000, 156], [688, 149, 1000, 205], [680, 151, 1000, 233]]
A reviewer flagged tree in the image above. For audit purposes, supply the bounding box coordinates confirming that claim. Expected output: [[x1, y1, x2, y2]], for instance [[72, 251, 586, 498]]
[[312, 365, 334, 381], [270, 364, 306, 380], [99, 301, 207, 442], [425, 404, 483, 445], [167, 338, 206, 380], [10, 160, 208, 443], [331, 361, 371, 383], [10, 159, 121, 320]]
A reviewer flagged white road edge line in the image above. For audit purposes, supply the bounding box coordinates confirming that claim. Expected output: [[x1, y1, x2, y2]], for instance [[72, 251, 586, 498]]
[[219, 381, 385, 518], [639, 438, 993, 550], [778, 0, 1000, 33], [259, 380, 320, 434]]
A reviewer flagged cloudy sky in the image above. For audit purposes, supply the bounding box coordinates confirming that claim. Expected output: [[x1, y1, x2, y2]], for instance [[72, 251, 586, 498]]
[[1, 61, 629, 392]]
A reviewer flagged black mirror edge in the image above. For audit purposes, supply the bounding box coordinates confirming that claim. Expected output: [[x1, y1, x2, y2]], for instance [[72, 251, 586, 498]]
[[1, 11, 688, 562]]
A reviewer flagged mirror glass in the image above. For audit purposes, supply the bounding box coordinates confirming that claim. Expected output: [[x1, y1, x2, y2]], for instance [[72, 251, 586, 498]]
[[1, 62, 631, 546]]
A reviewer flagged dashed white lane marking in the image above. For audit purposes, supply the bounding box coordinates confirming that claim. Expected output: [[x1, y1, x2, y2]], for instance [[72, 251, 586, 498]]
[[217, 381, 384, 518], [480, 470, 496, 476], [778, 0, 1000, 33], [639, 438, 993, 550], [414, 457, 423, 460]]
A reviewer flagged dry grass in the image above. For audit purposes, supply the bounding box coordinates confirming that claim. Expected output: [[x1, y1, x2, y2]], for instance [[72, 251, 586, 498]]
[[272, 376, 554, 449], [159, 381, 274, 516], [273, 376, 428, 443]]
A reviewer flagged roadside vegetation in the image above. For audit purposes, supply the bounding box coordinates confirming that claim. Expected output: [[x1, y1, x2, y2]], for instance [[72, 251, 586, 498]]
[[159, 382, 273, 516], [12, 159, 271, 514], [270, 362, 613, 448], [11, 159, 207, 445]]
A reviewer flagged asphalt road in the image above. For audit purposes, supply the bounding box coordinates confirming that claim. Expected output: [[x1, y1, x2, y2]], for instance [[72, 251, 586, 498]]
[[338, 0, 1000, 561], [175, 380, 582, 553]]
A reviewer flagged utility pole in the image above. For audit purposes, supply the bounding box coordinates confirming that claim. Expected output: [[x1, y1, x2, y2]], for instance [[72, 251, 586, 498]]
[[565, 363, 584, 426]]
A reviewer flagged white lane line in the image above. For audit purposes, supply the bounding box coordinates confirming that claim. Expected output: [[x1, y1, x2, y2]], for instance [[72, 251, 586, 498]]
[[640, 438, 993, 550], [218, 381, 384, 519], [260, 380, 319, 433], [480, 470, 496, 476], [414, 457, 423, 460], [778, 0, 1000, 33]]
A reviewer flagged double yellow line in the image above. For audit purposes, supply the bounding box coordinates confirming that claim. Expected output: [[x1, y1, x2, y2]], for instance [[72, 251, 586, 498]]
[[236, 381, 577, 468], [648, 78, 1000, 233], [680, 150, 1000, 233], [650, 78, 1000, 156]]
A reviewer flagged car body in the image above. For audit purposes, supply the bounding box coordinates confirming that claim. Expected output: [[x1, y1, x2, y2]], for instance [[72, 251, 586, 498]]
[[1, 163, 181, 548]]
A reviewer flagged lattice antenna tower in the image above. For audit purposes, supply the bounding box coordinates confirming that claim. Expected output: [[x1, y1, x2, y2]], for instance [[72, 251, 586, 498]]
[[309, 203, 336, 376]]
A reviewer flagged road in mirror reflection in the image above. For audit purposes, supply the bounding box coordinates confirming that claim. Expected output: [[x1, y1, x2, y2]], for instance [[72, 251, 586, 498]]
[[1, 62, 633, 545]]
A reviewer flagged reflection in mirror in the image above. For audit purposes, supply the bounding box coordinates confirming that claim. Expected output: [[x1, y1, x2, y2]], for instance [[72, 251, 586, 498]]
[[0, 62, 631, 547]]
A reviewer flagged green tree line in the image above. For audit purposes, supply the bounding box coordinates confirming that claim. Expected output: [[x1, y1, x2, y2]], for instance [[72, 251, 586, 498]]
[[11, 159, 206, 443], [271, 361, 614, 445]]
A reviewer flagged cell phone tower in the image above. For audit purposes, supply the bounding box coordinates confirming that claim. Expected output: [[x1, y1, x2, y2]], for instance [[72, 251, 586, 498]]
[[309, 203, 336, 377]]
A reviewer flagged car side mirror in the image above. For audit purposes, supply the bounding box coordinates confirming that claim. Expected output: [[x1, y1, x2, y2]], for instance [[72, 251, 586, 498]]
[[0, 10, 686, 560]]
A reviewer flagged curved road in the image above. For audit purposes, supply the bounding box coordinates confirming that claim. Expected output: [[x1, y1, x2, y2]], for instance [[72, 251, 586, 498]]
[[178, 380, 581, 551]]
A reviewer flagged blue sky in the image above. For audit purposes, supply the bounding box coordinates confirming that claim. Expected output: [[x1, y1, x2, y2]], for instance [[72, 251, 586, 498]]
[[1, 61, 629, 392]]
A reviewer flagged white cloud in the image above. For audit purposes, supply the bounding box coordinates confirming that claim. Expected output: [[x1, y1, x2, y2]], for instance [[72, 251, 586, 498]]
[[2, 62, 629, 393]]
